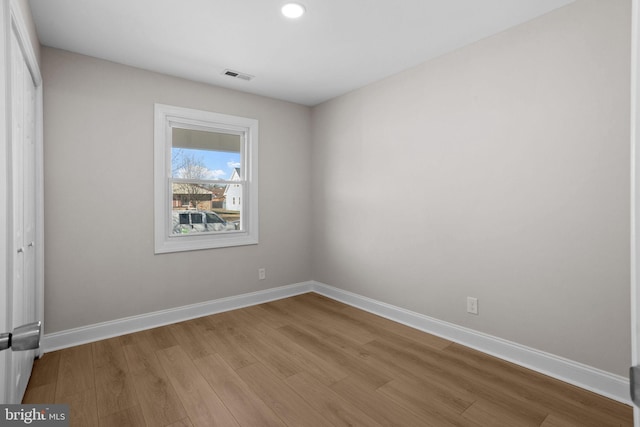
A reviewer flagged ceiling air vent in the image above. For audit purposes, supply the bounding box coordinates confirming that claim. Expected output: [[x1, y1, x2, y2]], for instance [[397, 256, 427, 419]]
[[222, 69, 254, 81]]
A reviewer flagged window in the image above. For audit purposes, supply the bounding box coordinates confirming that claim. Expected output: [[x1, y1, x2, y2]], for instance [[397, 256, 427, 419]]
[[154, 104, 258, 253]]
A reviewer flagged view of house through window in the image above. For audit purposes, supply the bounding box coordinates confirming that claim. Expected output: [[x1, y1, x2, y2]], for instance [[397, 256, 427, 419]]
[[171, 127, 243, 235]]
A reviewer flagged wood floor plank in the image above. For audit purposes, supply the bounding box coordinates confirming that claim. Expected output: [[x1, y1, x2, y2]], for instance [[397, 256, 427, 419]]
[[285, 371, 385, 427], [378, 377, 476, 421], [318, 324, 476, 412], [277, 323, 393, 389], [354, 338, 481, 408], [95, 372, 139, 418], [227, 317, 302, 379], [194, 353, 286, 427], [157, 346, 240, 427], [92, 337, 129, 385], [129, 364, 187, 427], [147, 325, 181, 350], [165, 418, 194, 427], [378, 386, 481, 427], [167, 319, 214, 360], [374, 337, 514, 389], [121, 329, 164, 373], [272, 295, 377, 345], [461, 398, 545, 427], [198, 312, 258, 370], [251, 321, 349, 385], [98, 405, 146, 427], [242, 303, 292, 328], [237, 362, 335, 427], [54, 343, 95, 400], [330, 376, 430, 427], [26, 351, 60, 388], [123, 334, 188, 427], [539, 412, 601, 427], [22, 383, 56, 404], [55, 388, 98, 427]]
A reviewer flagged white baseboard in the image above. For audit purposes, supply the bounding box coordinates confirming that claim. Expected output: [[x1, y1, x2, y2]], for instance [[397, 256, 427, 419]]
[[310, 281, 631, 405], [42, 281, 313, 352], [42, 279, 630, 405]]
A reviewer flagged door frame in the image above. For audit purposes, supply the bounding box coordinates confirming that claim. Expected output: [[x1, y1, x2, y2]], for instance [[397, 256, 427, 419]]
[[0, 0, 11, 405], [632, 0, 639, 424], [0, 0, 43, 403]]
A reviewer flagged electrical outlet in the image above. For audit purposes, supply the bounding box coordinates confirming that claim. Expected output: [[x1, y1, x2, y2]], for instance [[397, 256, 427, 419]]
[[258, 268, 266, 280], [467, 297, 478, 315]]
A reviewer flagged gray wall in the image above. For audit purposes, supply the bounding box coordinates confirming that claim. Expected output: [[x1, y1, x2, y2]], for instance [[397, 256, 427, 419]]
[[310, 0, 631, 376], [42, 48, 312, 333]]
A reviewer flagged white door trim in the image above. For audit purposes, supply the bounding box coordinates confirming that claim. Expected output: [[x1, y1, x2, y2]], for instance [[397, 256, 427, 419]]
[[34, 78, 43, 359], [0, 0, 12, 406], [631, 0, 639, 424]]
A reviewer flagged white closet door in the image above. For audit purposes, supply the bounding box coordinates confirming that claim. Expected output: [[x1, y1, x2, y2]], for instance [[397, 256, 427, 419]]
[[7, 24, 38, 404]]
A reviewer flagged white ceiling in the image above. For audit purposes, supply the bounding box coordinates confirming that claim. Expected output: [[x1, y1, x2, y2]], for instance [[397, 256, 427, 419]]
[[28, 0, 574, 106]]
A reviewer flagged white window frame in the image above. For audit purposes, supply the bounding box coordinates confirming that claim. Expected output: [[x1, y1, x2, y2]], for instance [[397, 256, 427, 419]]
[[154, 104, 258, 253]]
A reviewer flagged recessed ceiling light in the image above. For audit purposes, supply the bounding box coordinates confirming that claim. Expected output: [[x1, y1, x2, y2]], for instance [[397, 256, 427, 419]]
[[281, 3, 305, 19]]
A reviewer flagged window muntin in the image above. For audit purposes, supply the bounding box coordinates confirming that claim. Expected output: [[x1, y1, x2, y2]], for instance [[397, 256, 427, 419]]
[[154, 104, 258, 253]]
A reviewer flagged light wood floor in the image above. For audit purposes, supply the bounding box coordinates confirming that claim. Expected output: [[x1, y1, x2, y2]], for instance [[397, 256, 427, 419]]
[[23, 292, 632, 426]]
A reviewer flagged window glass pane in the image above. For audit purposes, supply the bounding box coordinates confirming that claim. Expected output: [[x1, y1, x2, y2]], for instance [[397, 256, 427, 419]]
[[171, 128, 241, 181], [172, 182, 220, 211], [170, 181, 243, 235], [205, 213, 224, 224], [221, 182, 242, 228], [171, 209, 237, 235]]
